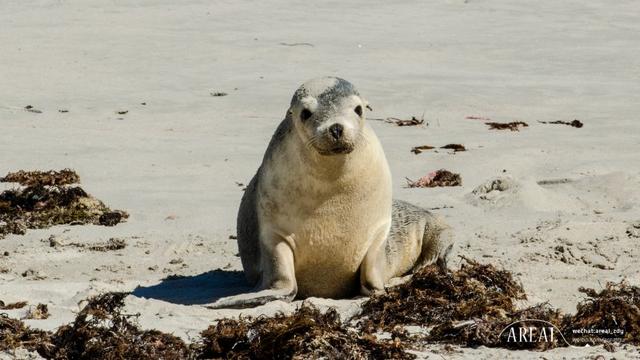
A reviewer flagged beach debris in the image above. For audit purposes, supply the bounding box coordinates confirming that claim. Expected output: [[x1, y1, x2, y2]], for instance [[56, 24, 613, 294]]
[[406, 169, 462, 188], [360, 257, 568, 350], [412, 144, 467, 154], [1, 261, 639, 355], [43, 292, 190, 359], [116, 110, 128, 115], [58, 109, 69, 113], [24, 304, 49, 320], [198, 305, 412, 359], [466, 115, 491, 121], [361, 257, 526, 332], [410, 145, 435, 154], [388, 116, 424, 126], [485, 121, 528, 131], [0, 314, 51, 354], [429, 303, 565, 350], [0, 169, 128, 239], [370, 115, 425, 127], [1, 169, 80, 187], [210, 92, 228, 97], [440, 144, 466, 152], [0, 301, 27, 310], [24, 105, 42, 114], [538, 119, 583, 128], [563, 281, 640, 346]]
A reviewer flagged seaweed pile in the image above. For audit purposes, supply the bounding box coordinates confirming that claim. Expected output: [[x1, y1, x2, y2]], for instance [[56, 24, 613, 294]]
[[1, 293, 190, 359], [1, 294, 410, 359], [0, 169, 128, 239], [1, 260, 639, 358], [361, 258, 527, 332], [564, 282, 640, 346], [361, 258, 638, 351], [359, 258, 565, 350], [199, 306, 411, 359]]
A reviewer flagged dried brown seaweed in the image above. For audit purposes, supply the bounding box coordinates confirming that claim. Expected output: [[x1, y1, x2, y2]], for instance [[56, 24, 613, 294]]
[[538, 119, 583, 128], [0, 170, 128, 239], [0, 169, 80, 187], [362, 257, 526, 332], [564, 281, 640, 346], [370, 116, 425, 127], [485, 121, 528, 131], [198, 305, 412, 359], [428, 303, 565, 350], [43, 293, 190, 359], [440, 144, 466, 152], [410, 145, 435, 154], [0, 301, 27, 310], [1, 262, 639, 356], [0, 314, 51, 354]]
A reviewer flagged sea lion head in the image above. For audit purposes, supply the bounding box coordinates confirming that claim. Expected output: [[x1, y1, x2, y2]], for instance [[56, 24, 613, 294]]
[[288, 77, 368, 156]]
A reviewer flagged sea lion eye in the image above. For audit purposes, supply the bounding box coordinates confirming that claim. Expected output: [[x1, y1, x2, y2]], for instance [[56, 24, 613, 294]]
[[300, 108, 313, 121], [354, 105, 363, 117]]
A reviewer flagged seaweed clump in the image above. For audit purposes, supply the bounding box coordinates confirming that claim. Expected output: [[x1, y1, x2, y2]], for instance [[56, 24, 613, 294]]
[[0, 169, 128, 239], [198, 305, 412, 359], [485, 121, 528, 131], [0, 169, 80, 187], [0, 314, 51, 354], [564, 281, 640, 346], [0, 301, 27, 310], [1, 293, 189, 359], [43, 293, 190, 359], [361, 257, 526, 332], [360, 258, 570, 350]]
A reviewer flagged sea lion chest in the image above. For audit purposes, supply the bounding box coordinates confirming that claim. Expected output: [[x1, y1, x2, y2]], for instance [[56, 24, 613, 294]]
[[257, 150, 390, 298]]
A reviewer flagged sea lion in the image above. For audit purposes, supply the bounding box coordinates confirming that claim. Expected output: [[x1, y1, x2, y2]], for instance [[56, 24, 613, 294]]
[[208, 77, 453, 308]]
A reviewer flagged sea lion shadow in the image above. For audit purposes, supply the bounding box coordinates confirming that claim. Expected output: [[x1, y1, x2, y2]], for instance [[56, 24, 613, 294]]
[[131, 269, 251, 305]]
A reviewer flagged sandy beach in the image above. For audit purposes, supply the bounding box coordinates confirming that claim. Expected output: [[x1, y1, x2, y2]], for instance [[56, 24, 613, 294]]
[[1, 0, 640, 358]]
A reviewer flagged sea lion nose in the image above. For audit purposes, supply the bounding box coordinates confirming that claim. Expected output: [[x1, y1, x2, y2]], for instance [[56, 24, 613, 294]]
[[329, 124, 344, 140]]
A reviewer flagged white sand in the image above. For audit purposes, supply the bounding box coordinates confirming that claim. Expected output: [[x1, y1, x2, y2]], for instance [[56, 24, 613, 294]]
[[1, 0, 639, 358]]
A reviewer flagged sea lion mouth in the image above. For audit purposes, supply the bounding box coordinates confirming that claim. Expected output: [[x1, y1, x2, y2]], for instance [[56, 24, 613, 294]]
[[315, 144, 355, 156], [329, 145, 354, 155]]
